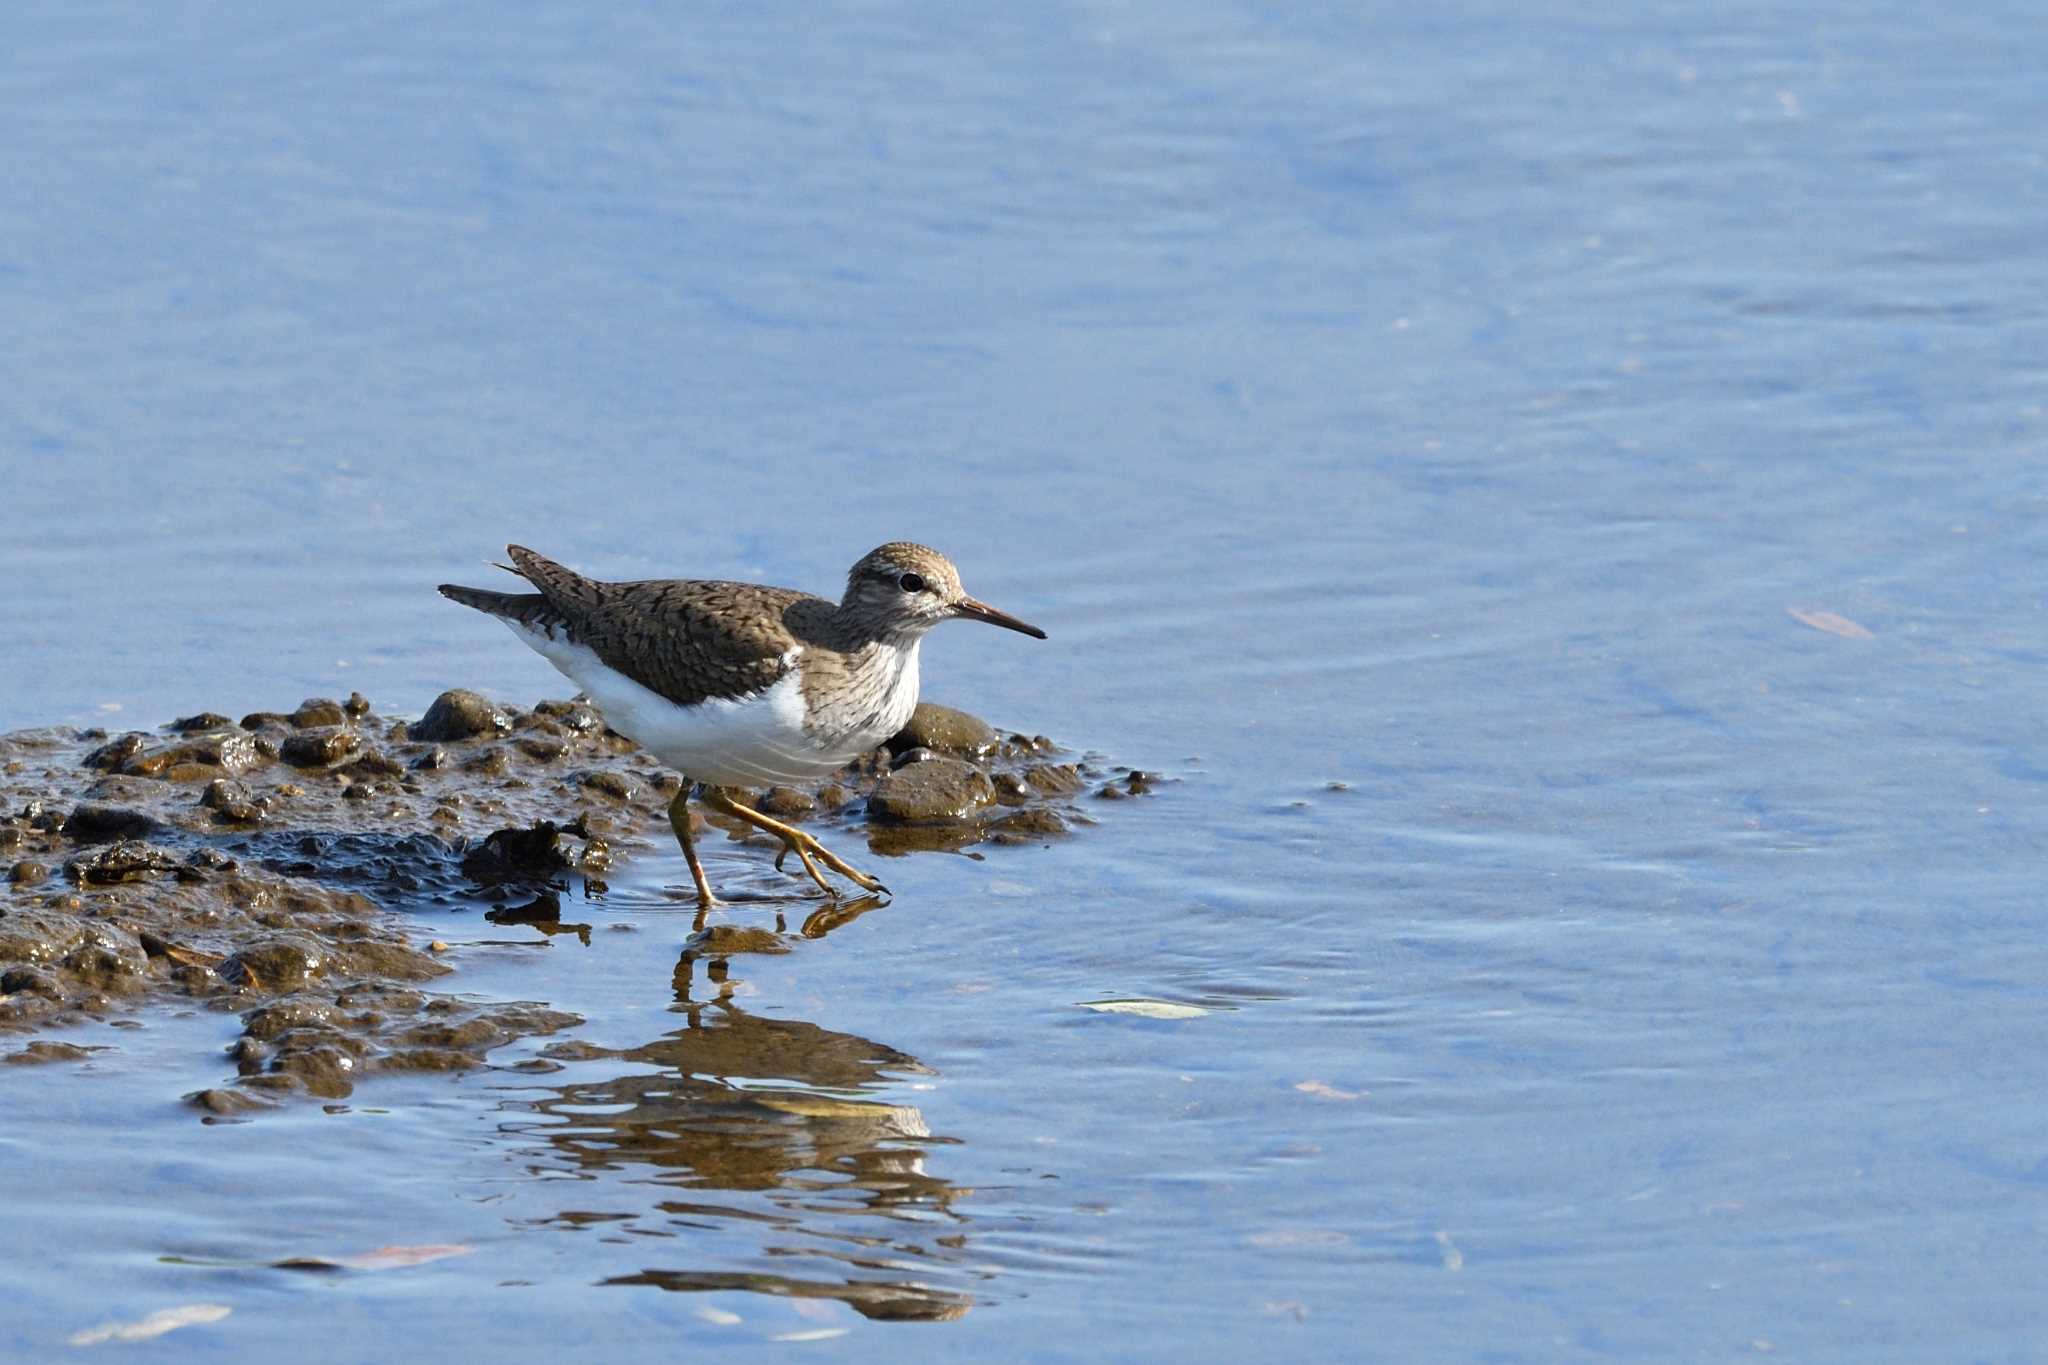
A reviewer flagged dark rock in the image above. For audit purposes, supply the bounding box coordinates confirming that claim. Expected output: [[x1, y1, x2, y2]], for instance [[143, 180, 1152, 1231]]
[[516, 736, 567, 763], [7, 861, 45, 887], [410, 690, 514, 742], [267, 1044, 359, 1098], [886, 702, 998, 757], [201, 778, 266, 817], [169, 712, 235, 734], [219, 937, 327, 991], [1, 966, 57, 995], [891, 746, 939, 769], [582, 771, 637, 801], [60, 935, 147, 991], [346, 752, 404, 778], [1024, 763, 1085, 796], [0, 827, 20, 853], [290, 698, 348, 728], [61, 803, 157, 842], [344, 692, 372, 717], [244, 1000, 343, 1039], [461, 822, 568, 884], [279, 729, 364, 769], [66, 841, 180, 884], [532, 699, 603, 732], [187, 1087, 275, 1114], [410, 746, 450, 771], [6, 1040, 93, 1064], [25, 801, 63, 831], [989, 808, 1068, 838], [758, 786, 816, 818], [82, 733, 148, 771], [137, 733, 269, 780], [239, 712, 294, 731], [867, 757, 996, 824]]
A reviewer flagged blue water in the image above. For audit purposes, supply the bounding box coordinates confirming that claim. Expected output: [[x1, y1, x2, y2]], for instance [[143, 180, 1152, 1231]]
[[5, 0, 2048, 1358]]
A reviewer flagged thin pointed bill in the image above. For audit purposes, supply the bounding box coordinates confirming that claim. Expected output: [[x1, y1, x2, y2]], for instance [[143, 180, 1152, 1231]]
[[953, 596, 1047, 639]]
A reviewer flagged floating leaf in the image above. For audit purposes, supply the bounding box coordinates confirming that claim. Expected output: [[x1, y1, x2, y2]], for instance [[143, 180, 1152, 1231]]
[[1788, 608, 1873, 639], [695, 1307, 743, 1326], [275, 1243, 473, 1272], [1080, 999, 1207, 1020], [69, 1304, 232, 1346], [768, 1329, 850, 1342], [1295, 1079, 1363, 1101]]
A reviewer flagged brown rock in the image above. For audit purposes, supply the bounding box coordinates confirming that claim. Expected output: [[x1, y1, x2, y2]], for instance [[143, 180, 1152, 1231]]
[[867, 758, 996, 823], [409, 690, 514, 742], [886, 702, 998, 757]]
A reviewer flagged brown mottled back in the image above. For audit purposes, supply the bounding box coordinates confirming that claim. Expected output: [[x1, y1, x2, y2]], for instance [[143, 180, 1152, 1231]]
[[442, 546, 840, 708]]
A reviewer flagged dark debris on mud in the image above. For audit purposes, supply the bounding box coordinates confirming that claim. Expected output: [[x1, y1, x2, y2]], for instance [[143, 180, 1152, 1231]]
[[0, 690, 1150, 1110]]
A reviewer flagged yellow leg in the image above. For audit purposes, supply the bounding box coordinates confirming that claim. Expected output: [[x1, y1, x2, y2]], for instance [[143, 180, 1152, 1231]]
[[668, 788, 717, 910], [701, 787, 889, 899]]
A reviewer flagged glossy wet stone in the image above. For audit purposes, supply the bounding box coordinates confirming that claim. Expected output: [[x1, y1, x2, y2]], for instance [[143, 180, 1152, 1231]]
[[408, 689, 514, 741], [866, 756, 996, 823]]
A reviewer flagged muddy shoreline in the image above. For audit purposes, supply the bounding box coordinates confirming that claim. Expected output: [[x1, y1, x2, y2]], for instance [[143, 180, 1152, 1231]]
[[0, 690, 1150, 1110]]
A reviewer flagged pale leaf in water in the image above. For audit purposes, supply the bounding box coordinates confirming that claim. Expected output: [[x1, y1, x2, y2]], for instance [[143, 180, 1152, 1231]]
[[1295, 1079, 1362, 1101], [694, 1307, 743, 1326], [768, 1329, 850, 1342], [1080, 999, 1207, 1020], [1787, 608, 1874, 639], [276, 1243, 473, 1272], [69, 1304, 232, 1346]]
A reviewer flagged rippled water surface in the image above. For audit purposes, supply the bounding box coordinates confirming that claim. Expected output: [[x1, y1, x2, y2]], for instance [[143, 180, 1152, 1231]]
[[6, 0, 2048, 1358]]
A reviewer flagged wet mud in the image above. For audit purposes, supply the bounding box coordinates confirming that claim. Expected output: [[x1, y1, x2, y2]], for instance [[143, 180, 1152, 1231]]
[[0, 691, 1147, 1108]]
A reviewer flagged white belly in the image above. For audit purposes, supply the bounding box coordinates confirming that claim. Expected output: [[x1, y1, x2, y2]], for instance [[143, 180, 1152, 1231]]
[[506, 622, 856, 786]]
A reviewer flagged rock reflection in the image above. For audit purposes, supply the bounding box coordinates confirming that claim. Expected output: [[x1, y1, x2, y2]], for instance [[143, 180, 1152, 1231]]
[[508, 907, 979, 1321]]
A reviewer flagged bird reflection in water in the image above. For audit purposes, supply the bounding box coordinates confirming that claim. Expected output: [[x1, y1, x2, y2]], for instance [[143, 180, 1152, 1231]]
[[505, 896, 979, 1321]]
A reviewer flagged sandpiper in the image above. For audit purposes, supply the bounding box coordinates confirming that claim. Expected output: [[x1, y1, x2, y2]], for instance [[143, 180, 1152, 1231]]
[[439, 543, 1045, 907]]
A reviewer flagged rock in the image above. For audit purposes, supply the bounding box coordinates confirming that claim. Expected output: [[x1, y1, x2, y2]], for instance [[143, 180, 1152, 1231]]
[[1, 966, 57, 995], [344, 692, 372, 716], [532, 699, 603, 733], [867, 757, 996, 823], [460, 822, 569, 884], [186, 1087, 275, 1115], [204, 789, 268, 825], [66, 841, 180, 884], [515, 736, 567, 763], [886, 702, 998, 757], [582, 771, 637, 801], [6, 1040, 93, 1065], [243, 1000, 343, 1040], [758, 786, 816, 818], [60, 803, 157, 842], [989, 808, 1067, 838], [8, 860, 48, 887], [219, 937, 327, 991], [81, 733, 147, 771], [1024, 763, 1085, 796], [290, 698, 349, 728], [238, 712, 294, 731], [279, 728, 364, 769], [169, 712, 235, 733], [409, 690, 514, 742]]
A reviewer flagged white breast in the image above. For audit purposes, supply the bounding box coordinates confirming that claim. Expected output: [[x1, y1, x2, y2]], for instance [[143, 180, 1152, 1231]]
[[505, 621, 853, 786]]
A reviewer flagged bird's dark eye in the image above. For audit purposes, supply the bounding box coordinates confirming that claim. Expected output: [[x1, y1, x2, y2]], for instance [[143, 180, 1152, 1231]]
[[897, 572, 928, 593]]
